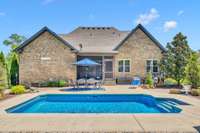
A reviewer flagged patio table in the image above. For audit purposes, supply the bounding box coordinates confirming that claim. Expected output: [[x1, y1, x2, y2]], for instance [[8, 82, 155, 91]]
[[76, 78, 102, 88]]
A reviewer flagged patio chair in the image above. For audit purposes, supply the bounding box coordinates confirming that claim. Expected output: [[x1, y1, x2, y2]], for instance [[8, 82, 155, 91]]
[[69, 79, 78, 88], [96, 80, 103, 89], [87, 78, 97, 88], [77, 78, 86, 88], [130, 76, 141, 89], [29, 86, 40, 93], [181, 85, 192, 95], [23, 82, 39, 93]]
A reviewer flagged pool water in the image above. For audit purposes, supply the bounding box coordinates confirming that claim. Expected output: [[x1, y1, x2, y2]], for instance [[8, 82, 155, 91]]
[[6, 94, 181, 113]]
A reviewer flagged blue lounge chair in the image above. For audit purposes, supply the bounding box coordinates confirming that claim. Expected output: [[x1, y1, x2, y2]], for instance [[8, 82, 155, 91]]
[[130, 77, 141, 88]]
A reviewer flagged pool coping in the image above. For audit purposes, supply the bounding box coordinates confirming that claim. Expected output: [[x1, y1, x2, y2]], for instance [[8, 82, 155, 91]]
[[0, 86, 200, 132], [1, 92, 185, 115]]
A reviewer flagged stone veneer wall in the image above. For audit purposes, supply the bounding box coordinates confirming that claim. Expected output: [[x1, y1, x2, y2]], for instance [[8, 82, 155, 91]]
[[19, 31, 76, 84], [114, 28, 163, 78]]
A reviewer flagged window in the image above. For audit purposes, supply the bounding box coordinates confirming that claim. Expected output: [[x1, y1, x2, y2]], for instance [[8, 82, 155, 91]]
[[153, 60, 158, 73], [146, 60, 159, 73], [118, 60, 124, 72], [118, 59, 130, 72], [125, 60, 130, 72], [146, 60, 151, 72]]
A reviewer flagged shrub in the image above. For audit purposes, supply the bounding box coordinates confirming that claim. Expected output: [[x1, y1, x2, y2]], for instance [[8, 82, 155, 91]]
[[164, 78, 177, 86], [145, 72, 153, 88], [181, 78, 191, 85], [40, 80, 69, 87], [190, 89, 200, 96], [11, 85, 26, 94], [47, 81, 59, 87], [58, 80, 68, 87], [169, 89, 182, 94]]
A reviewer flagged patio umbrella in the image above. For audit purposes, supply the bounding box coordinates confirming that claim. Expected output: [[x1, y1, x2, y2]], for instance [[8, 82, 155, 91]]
[[73, 58, 100, 78]]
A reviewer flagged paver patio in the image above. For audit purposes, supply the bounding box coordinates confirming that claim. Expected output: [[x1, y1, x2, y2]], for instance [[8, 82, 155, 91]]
[[0, 85, 200, 132]]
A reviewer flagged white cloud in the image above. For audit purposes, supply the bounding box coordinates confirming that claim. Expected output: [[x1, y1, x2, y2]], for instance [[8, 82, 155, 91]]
[[164, 21, 177, 32], [42, 0, 56, 5], [0, 12, 6, 16], [177, 10, 184, 16], [135, 8, 159, 25]]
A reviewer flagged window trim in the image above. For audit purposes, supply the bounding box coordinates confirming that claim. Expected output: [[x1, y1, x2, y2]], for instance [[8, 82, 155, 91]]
[[146, 59, 159, 73], [118, 59, 131, 73]]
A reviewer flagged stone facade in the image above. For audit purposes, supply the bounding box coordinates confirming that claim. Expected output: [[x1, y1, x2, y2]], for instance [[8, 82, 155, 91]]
[[18, 25, 164, 84], [114, 28, 163, 78], [19, 31, 76, 84]]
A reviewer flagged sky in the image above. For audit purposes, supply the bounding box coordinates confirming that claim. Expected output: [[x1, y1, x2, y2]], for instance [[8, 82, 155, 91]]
[[0, 0, 199, 54]]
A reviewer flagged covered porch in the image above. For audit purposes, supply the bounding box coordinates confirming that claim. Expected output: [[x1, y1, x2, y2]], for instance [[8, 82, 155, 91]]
[[76, 55, 115, 83]]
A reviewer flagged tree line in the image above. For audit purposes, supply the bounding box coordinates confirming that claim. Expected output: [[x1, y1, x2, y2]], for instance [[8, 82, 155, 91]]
[[0, 34, 26, 94]]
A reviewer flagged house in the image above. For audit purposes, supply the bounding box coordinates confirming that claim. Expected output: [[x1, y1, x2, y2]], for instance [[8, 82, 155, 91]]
[[15, 24, 165, 85]]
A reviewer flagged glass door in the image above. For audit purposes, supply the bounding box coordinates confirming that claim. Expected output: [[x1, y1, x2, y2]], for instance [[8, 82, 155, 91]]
[[104, 59, 113, 79]]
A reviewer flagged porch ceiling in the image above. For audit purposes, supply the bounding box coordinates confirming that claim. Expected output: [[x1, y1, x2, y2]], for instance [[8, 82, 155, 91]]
[[77, 51, 118, 55]]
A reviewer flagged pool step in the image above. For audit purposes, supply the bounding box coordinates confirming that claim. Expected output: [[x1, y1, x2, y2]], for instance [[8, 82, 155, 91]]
[[157, 102, 175, 112]]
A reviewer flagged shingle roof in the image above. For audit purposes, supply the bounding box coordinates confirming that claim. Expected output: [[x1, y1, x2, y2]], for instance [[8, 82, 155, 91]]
[[15, 24, 165, 54], [60, 27, 129, 53]]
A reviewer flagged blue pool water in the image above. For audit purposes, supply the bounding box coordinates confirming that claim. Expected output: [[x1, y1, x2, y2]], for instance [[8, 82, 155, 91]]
[[6, 94, 181, 113]]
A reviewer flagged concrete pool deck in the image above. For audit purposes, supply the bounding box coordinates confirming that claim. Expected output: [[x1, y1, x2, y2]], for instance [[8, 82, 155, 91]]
[[0, 85, 200, 132]]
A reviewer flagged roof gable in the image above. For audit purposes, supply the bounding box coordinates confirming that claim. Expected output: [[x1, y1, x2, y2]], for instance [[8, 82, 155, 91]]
[[113, 24, 166, 52], [15, 26, 77, 53]]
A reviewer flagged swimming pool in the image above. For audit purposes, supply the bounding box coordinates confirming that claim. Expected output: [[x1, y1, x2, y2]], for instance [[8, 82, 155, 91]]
[[6, 94, 181, 113]]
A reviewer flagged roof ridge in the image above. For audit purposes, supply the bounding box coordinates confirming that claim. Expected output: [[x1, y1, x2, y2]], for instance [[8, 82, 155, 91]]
[[78, 26, 118, 30]]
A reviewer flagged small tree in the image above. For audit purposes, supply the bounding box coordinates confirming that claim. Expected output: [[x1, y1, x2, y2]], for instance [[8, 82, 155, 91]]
[[3, 34, 26, 50], [185, 52, 200, 88], [0, 52, 9, 87], [160, 33, 191, 86], [198, 50, 200, 64], [0, 62, 6, 97], [0, 52, 6, 66], [10, 54, 19, 85], [3, 34, 26, 87], [145, 72, 153, 88]]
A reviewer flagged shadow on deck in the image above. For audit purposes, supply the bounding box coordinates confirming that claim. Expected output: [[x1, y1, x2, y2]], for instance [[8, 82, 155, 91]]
[[60, 87, 105, 92]]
